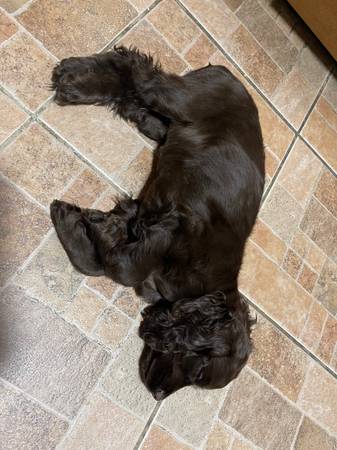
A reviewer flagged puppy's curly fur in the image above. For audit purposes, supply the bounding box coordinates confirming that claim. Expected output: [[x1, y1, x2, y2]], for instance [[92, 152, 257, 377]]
[[50, 46, 264, 400]]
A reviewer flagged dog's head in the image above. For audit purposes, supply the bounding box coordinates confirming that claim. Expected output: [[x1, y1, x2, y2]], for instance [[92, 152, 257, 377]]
[[50, 199, 138, 276], [139, 291, 254, 400]]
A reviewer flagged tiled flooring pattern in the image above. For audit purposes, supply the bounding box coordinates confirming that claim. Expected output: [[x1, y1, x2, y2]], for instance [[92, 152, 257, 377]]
[[0, 0, 337, 449]]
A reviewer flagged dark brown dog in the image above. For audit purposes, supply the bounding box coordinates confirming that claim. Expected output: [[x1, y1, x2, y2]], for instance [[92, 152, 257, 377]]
[[50, 46, 264, 400]]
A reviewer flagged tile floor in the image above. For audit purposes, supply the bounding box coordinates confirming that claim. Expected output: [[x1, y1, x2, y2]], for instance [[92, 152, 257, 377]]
[[0, 0, 337, 449]]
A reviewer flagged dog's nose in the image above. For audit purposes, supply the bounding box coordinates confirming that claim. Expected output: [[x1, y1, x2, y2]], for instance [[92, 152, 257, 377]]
[[153, 389, 166, 401]]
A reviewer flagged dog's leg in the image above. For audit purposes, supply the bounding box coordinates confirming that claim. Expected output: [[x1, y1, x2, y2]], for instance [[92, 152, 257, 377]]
[[51, 46, 189, 141]]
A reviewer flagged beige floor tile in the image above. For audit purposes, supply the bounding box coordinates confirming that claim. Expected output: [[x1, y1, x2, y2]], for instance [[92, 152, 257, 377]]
[[18, 0, 137, 59], [249, 317, 309, 402], [142, 425, 192, 450], [0, 0, 27, 12], [231, 438, 255, 450], [300, 301, 327, 352], [116, 146, 153, 196], [300, 198, 337, 265], [85, 275, 120, 300], [0, 178, 50, 286], [291, 230, 312, 259], [250, 219, 287, 265], [157, 385, 226, 447], [0, 11, 18, 44], [236, 0, 298, 73], [278, 140, 322, 208], [205, 421, 232, 450], [316, 315, 337, 366], [314, 167, 337, 218], [62, 168, 110, 208], [15, 232, 84, 312], [260, 183, 304, 244], [93, 306, 132, 351], [306, 242, 326, 273], [0, 91, 27, 145], [298, 263, 317, 293], [0, 124, 82, 206], [0, 33, 55, 111], [226, 25, 284, 97], [101, 333, 156, 418], [119, 20, 187, 74], [283, 248, 302, 279], [316, 97, 337, 133], [294, 416, 337, 450], [314, 258, 337, 315], [323, 74, 337, 111], [240, 242, 312, 337], [129, 0, 155, 11], [0, 380, 68, 450], [298, 364, 337, 435], [60, 391, 144, 450], [113, 287, 142, 319], [148, 0, 200, 53], [63, 286, 106, 333], [182, 0, 240, 48], [184, 34, 217, 69], [220, 368, 301, 449], [42, 104, 144, 179], [303, 110, 337, 173], [272, 68, 317, 128], [0, 286, 110, 418]]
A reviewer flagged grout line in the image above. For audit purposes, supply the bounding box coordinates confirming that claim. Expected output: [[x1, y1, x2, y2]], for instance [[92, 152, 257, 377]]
[[290, 414, 304, 450], [241, 292, 337, 380], [133, 401, 163, 450], [0, 116, 32, 151], [99, 0, 163, 53], [0, 82, 33, 115], [36, 118, 129, 196], [0, 376, 70, 423], [11, 0, 37, 16]]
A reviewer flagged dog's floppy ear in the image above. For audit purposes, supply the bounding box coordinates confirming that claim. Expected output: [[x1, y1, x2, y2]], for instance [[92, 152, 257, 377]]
[[139, 291, 249, 357], [50, 200, 104, 276]]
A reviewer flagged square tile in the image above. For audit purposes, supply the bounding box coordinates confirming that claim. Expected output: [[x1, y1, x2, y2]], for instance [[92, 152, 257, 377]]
[[220, 368, 302, 449], [294, 416, 337, 450], [0, 178, 50, 286], [59, 391, 144, 450], [298, 263, 317, 293], [300, 301, 327, 352], [303, 110, 337, 173], [298, 364, 337, 435], [313, 258, 337, 315], [101, 333, 156, 418], [260, 183, 304, 244], [184, 34, 217, 69], [205, 422, 232, 450], [15, 232, 84, 312], [119, 20, 187, 73], [63, 286, 106, 333], [93, 306, 132, 351], [0, 380, 68, 450], [0, 11, 18, 44], [129, 0, 155, 11], [0, 91, 27, 144], [157, 386, 226, 447], [0, 286, 110, 418], [85, 275, 120, 300], [113, 287, 142, 319], [62, 168, 110, 208], [0, 0, 27, 12], [0, 33, 56, 111], [0, 124, 82, 206], [116, 147, 152, 195], [283, 248, 302, 279], [314, 167, 337, 218], [42, 104, 144, 179], [250, 219, 287, 265], [142, 425, 192, 450], [148, 0, 200, 54], [18, 0, 138, 59], [249, 318, 309, 402], [316, 315, 337, 367], [181, 0, 240, 49], [239, 241, 312, 337]]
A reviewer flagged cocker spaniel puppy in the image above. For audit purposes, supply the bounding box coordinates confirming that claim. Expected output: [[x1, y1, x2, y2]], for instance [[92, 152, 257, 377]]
[[50, 46, 264, 400]]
